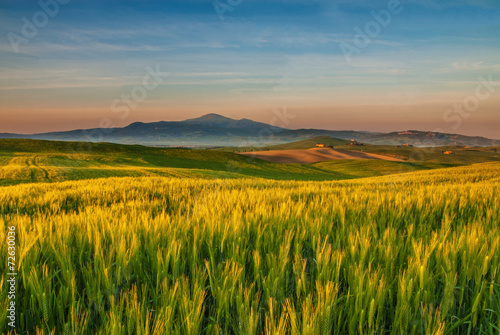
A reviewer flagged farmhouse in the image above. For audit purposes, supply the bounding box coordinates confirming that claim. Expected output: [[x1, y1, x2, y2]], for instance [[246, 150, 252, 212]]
[[316, 143, 326, 148], [443, 151, 453, 155], [349, 140, 364, 146]]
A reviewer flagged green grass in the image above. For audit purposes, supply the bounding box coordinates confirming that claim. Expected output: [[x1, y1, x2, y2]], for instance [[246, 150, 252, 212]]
[[312, 159, 450, 178], [1, 139, 499, 334], [333, 144, 500, 164], [1, 162, 499, 334], [0, 139, 457, 185]]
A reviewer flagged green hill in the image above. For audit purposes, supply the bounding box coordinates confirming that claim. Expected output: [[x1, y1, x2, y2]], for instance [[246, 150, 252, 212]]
[[225, 135, 499, 165], [0, 139, 451, 186], [262, 136, 349, 150], [230, 135, 500, 165], [337, 144, 500, 164], [312, 159, 437, 178], [222, 136, 349, 152]]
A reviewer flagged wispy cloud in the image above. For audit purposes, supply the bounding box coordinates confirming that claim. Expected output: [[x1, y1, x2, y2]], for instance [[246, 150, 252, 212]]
[[0, 0, 499, 137]]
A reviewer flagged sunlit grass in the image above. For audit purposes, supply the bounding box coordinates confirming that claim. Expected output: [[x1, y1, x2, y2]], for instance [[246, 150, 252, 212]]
[[0, 162, 499, 334]]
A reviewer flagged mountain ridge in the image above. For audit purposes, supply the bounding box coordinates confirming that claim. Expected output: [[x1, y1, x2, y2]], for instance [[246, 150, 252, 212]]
[[1, 114, 498, 147]]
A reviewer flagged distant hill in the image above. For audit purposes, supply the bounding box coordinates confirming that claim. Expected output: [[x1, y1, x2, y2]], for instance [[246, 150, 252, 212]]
[[8, 114, 287, 146], [114, 114, 286, 138], [357, 130, 500, 147], [236, 135, 500, 164], [271, 129, 373, 142], [0, 133, 23, 138], [1, 114, 498, 147], [258, 136, 349, 150], [272, 129, 500, 147]]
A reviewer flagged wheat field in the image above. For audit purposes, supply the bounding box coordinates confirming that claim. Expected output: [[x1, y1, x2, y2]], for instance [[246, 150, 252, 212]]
[[1, 162, 499, 334]]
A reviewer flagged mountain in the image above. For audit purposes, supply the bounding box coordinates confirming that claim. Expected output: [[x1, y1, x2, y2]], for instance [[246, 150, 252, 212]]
[[270, 129, 499, 147], [356, 130, 500, 147], [184, 113, 285, 131], [0, 133, 24, 138], [4, 114, 288, 147], [1, 114, 499, 147]]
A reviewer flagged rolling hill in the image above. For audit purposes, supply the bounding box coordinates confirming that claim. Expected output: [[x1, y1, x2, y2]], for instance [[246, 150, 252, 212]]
[[234, 136, 500, 165], [0, 139, 448, 186], [240, 148, 404, 164], [255, 136, 350, 150]]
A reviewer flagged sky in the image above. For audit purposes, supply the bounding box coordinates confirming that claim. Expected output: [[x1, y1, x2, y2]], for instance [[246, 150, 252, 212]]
[[0, 0, 499, 138]]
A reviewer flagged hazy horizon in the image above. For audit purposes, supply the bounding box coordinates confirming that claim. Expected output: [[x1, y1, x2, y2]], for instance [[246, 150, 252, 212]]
[[1, 0, 499, 138], [3, 111, 500, 141]]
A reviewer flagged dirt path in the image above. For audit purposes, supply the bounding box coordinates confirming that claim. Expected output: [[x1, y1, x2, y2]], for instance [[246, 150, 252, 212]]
[[239, 148, 404, 164]]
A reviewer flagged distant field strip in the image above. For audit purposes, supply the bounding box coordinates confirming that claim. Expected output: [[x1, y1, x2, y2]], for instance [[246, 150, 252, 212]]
[[240, 148, 405, 164], [0, 162, 499, 334]]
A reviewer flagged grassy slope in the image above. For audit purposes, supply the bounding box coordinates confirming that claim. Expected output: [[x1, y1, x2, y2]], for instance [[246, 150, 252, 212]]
[[224, 136, 500, 165], [338, 144, 500, 164], [215, 136, 349, 152], [0, 139, 441, 185], [258, 136, 349, 150], [0, 139, 448, 186], [312, 159, 450, 178]]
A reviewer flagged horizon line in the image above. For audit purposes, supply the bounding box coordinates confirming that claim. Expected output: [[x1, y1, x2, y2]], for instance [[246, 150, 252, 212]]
[[1, 113, 500, 140]]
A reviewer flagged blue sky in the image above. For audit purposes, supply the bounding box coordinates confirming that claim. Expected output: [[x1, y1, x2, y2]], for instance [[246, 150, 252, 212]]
[[0, 0, 499, 137]]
